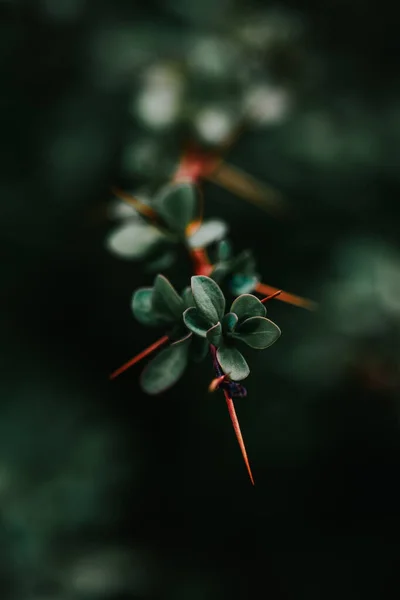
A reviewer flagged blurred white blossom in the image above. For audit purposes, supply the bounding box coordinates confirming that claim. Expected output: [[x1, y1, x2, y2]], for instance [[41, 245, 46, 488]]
[[135, 64, 184, 130], [194, 107, 236, 145], [243, 83, 291, 125]]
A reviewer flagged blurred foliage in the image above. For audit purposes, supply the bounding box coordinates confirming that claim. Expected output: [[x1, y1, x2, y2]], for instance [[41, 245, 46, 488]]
[[2, 0, 400, 598]]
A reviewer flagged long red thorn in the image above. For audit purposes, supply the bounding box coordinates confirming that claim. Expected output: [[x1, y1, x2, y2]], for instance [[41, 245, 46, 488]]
[[223, 389, 255, 485], [260, 290, 282, 304], [255, 282, 317, 311], [109, 335, 169, 380]]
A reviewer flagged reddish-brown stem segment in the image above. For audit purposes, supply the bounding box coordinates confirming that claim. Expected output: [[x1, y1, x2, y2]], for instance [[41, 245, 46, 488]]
[[255, 282, 317, 311], [109, 335, 169, 380], [190, 248, 214, 276], [206, 162, 285, 217], [260, 290, 282, 304], [173, 148, 221, 183], [223, 389, 255, 486], [208, 374, 229, 392]]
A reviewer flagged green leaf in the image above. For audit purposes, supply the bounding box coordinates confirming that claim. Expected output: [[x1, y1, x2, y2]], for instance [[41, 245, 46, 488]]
[[206, 322, 223, 347], [140, 339, 190, 394], [230, 294, 266, 321], [183, 307, 210, 338], [217, 239, 232, 261], [154, 183, 198, 235], [152, 274, 184, 321], [181, 286, 195, 309], [216, 345, 250, 381], [191, 275, 225, 324], [189, 336, 209, 363], [230, 274, 259, 295], [222, 312, 238, 334], [187, 219, 228, 248], [106, 221, 164, 259], [234, 316, 281, 349], [131, 288, 163, 326]]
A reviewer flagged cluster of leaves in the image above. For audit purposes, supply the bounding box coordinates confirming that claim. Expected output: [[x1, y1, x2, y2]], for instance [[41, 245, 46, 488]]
[[107, 181, 262, 300], [106, 182, 227, 266], [132, 274, 280, 393]]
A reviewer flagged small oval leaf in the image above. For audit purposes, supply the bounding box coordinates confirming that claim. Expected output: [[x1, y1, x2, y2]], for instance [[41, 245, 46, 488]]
[[105, 221, 164, 259], [154, 183, 198, 234], [183, 307, 210, 338], [108, 199, 140, 220], [230, 294, 266, 321], [222, 312, 239, 333], [152, 274, 184, 321], [191, 275, 225, 324], [187, 219, 228, 248], [140, 339, 190, 394], [131, 288, 163, 326], [217, 239, 232, 261], [234, 316, 281, 349], [207, 322, 223, 347], [216, 345, 250, 381]]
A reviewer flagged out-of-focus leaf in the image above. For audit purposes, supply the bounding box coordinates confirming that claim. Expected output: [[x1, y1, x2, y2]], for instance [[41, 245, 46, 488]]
[[210, 263, 231, 283], [187, 219, 228, 248], [131, 288, 164, 326], [222, 312, 238, 333], [140, 339, 190, 394], [154, 182, 198, 234], [230, 274, 260, 295], [217, 239, 232, 262], [152, 274, 184, 321], [105, 221, 164, 259]]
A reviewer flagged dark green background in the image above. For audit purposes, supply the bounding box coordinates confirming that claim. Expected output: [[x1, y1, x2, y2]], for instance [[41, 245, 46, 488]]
[[1, 1, 400, 598]]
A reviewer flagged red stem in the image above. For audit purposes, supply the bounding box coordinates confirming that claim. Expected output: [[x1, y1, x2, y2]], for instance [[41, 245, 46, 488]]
[[223, 389, 255, 486], [109, 335, 169, 380], [255, 282, 317, 311], [260, 290, 282, 304], [190, 248, 214, 276]]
